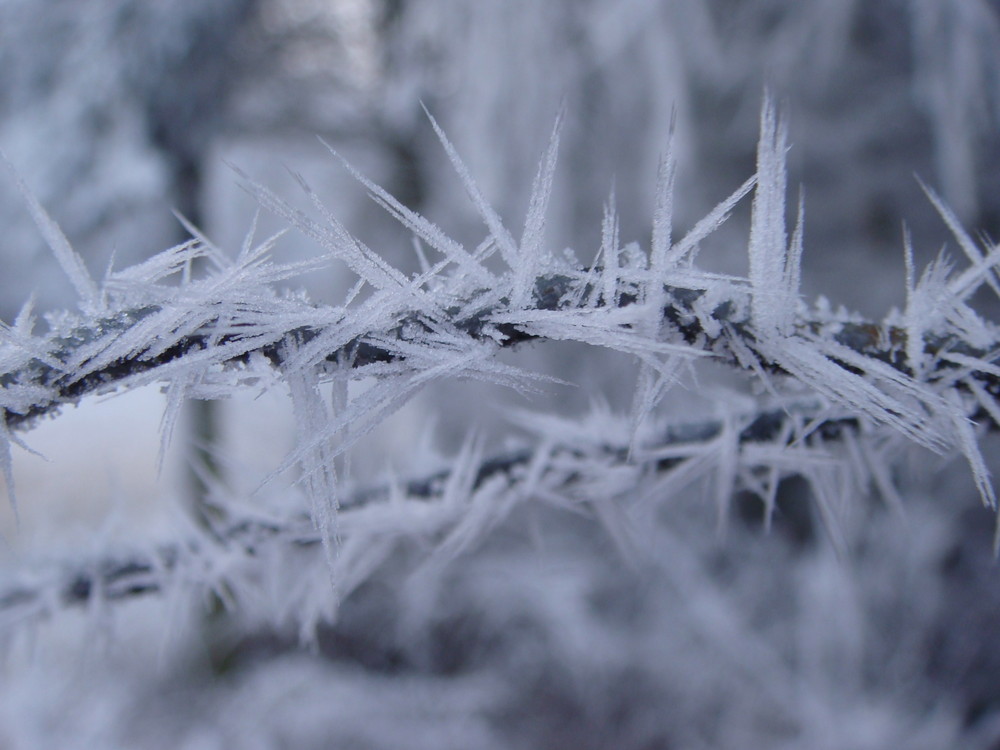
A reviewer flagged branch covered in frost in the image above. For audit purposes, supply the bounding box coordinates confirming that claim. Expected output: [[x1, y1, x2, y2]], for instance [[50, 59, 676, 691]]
[[0, 398, 873, 624], [4, 271, 1000, 434]]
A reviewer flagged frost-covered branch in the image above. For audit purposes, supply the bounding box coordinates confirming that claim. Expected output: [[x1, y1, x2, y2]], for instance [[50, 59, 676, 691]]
[[4, 272, 999, 434], [0, 398, 871, 624]]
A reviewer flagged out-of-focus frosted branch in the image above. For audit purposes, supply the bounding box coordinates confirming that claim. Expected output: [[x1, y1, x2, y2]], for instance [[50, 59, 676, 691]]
[[0, 399, 861, 623]]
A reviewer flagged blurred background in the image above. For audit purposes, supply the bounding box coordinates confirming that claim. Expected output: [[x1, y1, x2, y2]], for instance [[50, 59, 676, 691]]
[[1, 1, 1000, 747]]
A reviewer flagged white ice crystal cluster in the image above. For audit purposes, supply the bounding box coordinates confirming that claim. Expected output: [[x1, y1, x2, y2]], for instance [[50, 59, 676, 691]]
[[1, 95, 999, 636], [2, 90, 1000, 748]]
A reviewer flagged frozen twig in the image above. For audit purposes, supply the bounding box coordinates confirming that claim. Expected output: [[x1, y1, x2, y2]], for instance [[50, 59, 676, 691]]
[[0, 398, 863, 623], [2, 272, 998, 433]]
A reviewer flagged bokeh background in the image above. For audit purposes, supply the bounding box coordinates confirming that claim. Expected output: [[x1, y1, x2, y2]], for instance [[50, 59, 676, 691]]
[[1, 1, 1000, 747]]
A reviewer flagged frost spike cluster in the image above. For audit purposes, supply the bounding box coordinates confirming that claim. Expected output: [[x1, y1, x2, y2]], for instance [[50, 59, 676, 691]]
[[2, 95, 1000, 549], [0, 398, 876, 626]]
